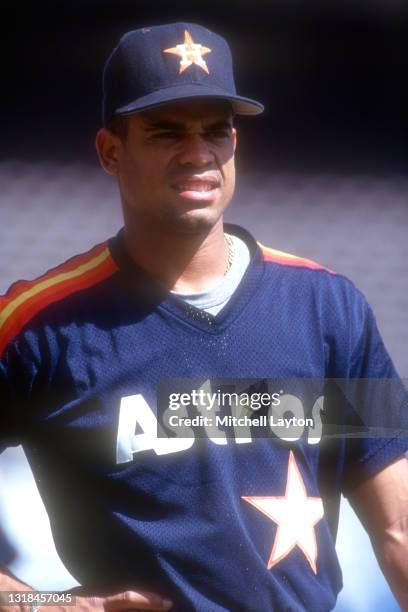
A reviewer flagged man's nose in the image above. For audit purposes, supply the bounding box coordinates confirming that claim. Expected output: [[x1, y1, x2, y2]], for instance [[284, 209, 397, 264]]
[[177, 134, 214, 167]]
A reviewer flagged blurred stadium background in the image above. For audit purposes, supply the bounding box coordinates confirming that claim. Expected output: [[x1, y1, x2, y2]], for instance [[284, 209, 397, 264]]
[[1, 1, 407, 610]]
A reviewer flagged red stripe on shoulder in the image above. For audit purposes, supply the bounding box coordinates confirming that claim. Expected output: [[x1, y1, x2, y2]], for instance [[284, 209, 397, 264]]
[[3, 242, 108, 303], [0, 242, 118, 357], [259, 243, 335, 274]]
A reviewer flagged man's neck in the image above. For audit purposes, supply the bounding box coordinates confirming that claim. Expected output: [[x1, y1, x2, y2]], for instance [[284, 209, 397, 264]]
[[123, 220, 229, 293]]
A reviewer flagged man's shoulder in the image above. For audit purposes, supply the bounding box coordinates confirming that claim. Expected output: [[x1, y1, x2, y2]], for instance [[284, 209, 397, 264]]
[[0, 240, 118, 357], [258, 241, 335, 275], [256, 240, 380, 352], [230, 225, 362, 304], [255, 239, 368, 314]]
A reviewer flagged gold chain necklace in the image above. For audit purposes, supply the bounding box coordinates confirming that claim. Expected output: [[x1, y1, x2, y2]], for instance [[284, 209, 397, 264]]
[[224, 233, 235, 275]]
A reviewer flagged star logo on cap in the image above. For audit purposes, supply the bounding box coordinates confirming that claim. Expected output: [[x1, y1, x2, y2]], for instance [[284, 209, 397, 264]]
[[163, 30, 212, 74], [242, 451, 324, 574]]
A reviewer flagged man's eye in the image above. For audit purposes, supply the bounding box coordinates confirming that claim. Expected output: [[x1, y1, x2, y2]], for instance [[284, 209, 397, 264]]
[[152, 131, 180, 139], [206, 130, 230, 139]]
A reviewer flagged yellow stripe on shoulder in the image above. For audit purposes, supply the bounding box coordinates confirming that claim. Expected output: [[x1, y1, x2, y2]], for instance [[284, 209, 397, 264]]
[[0, 245, 115, 334], [258, 242, 335, 273]]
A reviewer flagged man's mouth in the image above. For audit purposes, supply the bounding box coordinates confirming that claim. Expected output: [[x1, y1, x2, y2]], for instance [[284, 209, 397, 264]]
[[171, 175, 221, 201], [175, 181, 215, 192]]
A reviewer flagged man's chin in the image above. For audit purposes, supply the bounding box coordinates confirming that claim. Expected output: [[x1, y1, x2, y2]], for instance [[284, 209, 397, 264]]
[[164, 206, 225, 234]]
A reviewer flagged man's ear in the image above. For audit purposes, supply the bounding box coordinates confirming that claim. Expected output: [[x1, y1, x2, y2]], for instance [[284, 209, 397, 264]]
[[95, 128, 122, 175], [232, 127, 237, 153]]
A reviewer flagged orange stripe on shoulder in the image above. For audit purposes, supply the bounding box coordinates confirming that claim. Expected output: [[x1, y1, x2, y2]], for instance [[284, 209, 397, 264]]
[[0, 242, 118, 356], [259, 243, 335, 274]]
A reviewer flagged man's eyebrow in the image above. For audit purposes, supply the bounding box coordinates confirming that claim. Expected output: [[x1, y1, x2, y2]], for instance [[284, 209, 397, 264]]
[[141, 118, 233, 132], [203, 120, 233, 131], [142, 120, 187, 132]]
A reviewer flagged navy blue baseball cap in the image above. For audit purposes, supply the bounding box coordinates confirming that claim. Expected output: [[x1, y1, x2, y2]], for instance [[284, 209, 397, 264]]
[[102, 22, 264, 125]]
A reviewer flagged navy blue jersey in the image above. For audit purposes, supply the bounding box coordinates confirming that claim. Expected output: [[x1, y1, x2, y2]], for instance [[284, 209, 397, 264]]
[[0, 224, 407, 611]]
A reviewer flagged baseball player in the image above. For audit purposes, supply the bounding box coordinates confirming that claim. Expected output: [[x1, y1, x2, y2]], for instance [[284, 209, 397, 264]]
[[1, 22, 408, 612]]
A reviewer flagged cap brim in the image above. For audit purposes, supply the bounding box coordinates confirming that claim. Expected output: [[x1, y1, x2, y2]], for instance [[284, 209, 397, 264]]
[[113, 83, 264, 118]]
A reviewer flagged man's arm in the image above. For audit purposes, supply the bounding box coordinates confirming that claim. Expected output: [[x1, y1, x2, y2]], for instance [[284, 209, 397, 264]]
[[0, 563, 173, 611], [347, 455, 408, 611]]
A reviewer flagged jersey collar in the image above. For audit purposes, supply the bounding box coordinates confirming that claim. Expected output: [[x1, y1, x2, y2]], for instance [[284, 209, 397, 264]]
[[108, 223, 266, 334]]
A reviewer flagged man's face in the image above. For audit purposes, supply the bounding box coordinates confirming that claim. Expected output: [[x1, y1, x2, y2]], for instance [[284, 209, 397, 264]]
[[113, 99, 237, 234]]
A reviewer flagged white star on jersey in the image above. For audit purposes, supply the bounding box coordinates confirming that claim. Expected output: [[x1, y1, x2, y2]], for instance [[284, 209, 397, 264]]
[[242, 450, 324, 573]]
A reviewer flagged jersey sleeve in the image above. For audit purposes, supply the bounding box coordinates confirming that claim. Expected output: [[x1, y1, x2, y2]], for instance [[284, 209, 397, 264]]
[[338, 286, 408, 494], [0, 352, 24, 453], [0, 307, 36, 454]]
